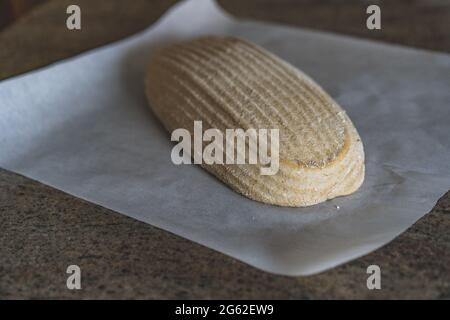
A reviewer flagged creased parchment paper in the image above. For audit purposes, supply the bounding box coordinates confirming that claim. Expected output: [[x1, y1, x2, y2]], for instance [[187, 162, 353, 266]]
[[1, 0, 449, 276]]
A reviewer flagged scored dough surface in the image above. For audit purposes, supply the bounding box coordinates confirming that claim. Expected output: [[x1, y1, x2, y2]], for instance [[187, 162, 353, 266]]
[[145, 36, 365, 207]]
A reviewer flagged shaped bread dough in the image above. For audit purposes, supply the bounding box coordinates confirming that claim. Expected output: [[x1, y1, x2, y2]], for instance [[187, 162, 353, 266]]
[[145, 36, 365, 207]]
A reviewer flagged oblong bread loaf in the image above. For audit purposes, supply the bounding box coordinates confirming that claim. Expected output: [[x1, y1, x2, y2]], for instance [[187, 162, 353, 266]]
[[145, 36, 365, 207]]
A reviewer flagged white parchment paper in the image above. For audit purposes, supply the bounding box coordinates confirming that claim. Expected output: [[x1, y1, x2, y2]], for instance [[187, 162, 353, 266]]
[[1, 0, 449, 276]]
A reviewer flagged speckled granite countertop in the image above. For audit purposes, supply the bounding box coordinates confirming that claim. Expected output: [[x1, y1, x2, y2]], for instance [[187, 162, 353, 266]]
[[1, 0, 449, 299]]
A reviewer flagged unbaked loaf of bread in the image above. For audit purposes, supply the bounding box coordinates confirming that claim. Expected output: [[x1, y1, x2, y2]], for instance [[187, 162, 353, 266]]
[[145, 36, 364, 207]]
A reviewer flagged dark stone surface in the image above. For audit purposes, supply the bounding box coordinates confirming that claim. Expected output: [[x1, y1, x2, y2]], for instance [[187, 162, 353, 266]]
[[0, 0, 449, 299]]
